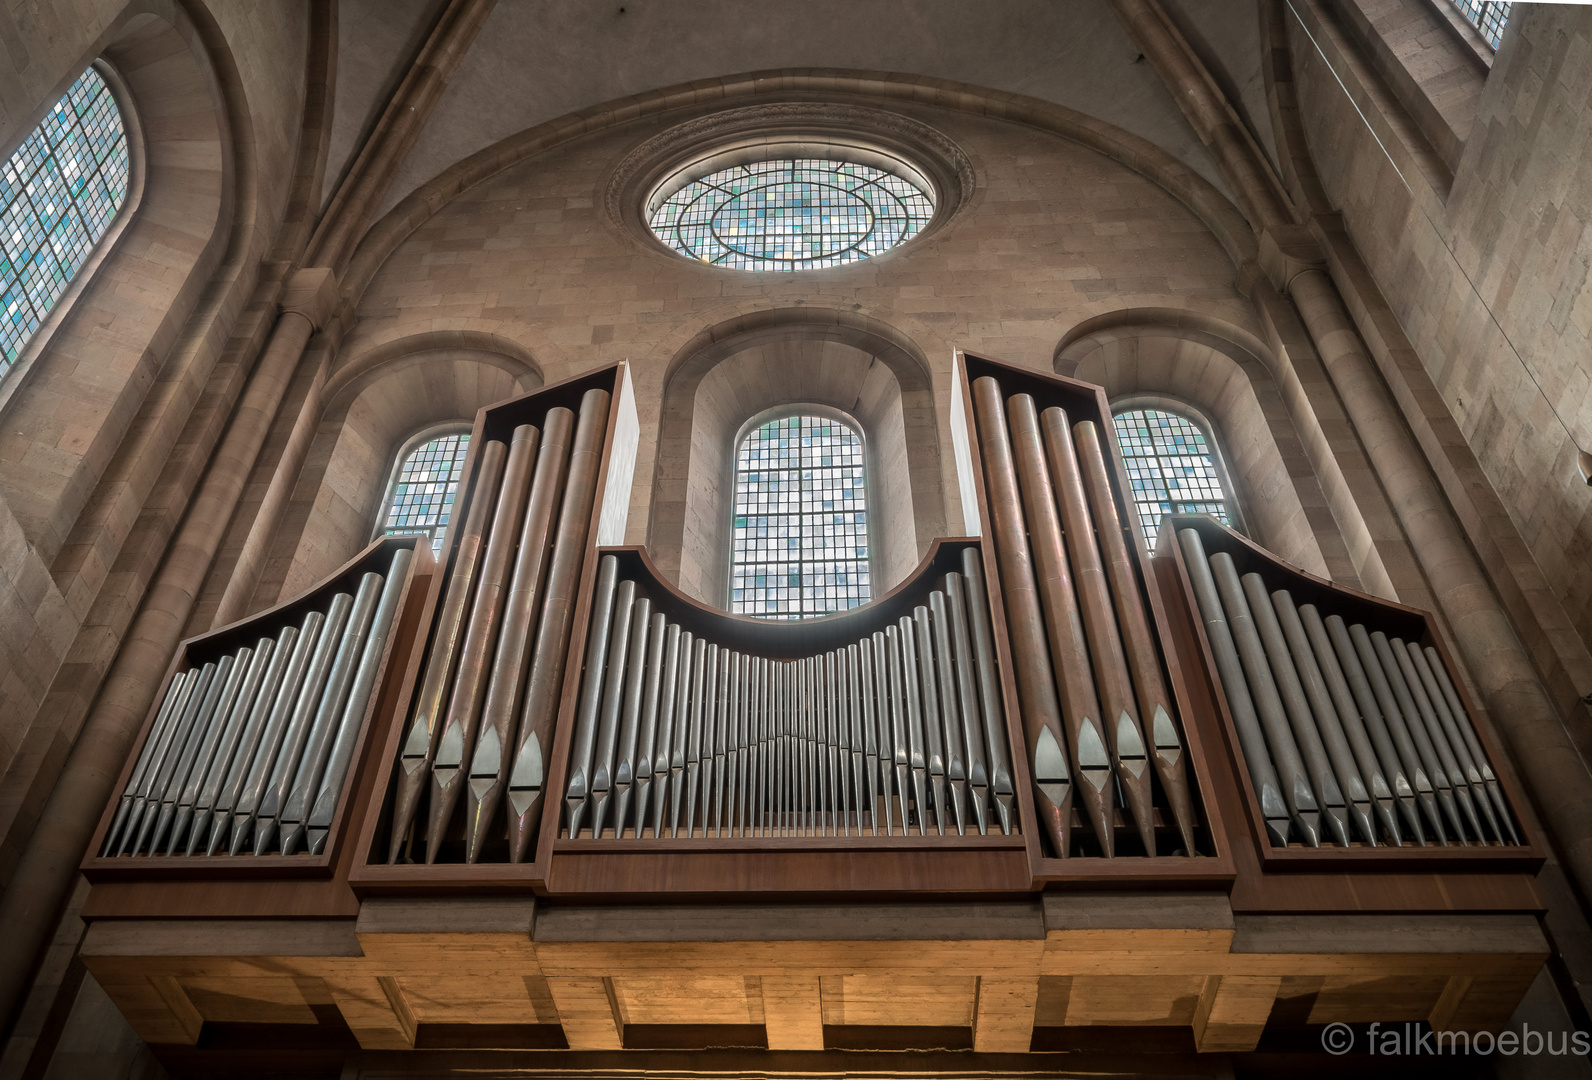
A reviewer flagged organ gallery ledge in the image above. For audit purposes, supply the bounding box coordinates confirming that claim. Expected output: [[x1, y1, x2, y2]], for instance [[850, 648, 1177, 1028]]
[[72, 356, 1551, 1061]]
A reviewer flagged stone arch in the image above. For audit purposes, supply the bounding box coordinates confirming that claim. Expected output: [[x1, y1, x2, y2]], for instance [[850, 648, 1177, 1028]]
[[263, 340, 541, 604], [342, 68, 1256, 304], [1056, 308, 1340, 580], [0, 1, 242, 565], [650, 308, 946, 607]]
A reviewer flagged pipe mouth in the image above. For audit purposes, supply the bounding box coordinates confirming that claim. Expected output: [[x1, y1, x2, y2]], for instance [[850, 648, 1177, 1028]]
[[1579, 450, 1592, 486]]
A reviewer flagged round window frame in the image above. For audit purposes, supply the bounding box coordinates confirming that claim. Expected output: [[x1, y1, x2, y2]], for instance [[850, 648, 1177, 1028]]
[[606, 103, 975, 272]]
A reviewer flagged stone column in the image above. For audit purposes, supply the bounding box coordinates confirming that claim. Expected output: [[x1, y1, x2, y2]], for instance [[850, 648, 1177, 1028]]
[[1289, 267, 1592, 899], [0, 269, 335, 1033]]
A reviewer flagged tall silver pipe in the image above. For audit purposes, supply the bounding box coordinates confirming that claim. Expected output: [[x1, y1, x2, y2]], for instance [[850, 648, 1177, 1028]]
[[1074, 420, 1196, 854], [630, 612, 669, 839], [426, 424, 541, 859], [685, 642, 715, 837], [972, 378, 1072, 855], [563, 556, 620, 840], [856, 640, 880, 835], [1296, 605, 1401, 845], [1366, 629, 1460, 842], [279, 571, 386, 856], [167, 646, 259, 855], [604, 596, 652, 837], [463, 408, 574, 862], [1269, 588, 1377, 846], [667, 631, 696, 838], [650, 624, 683, 837], [960, 550, 1016, 835], [1323, 614, 1425, 844], [846, 647, 866, 835], [1386, 636, 1483, 842], [1424, 651, 1517, 844], [389, 437, 508, 863], [1239, 573, 1351, 848], [883, 627, 914, 833], [306, 548, 413, 855], [506, 387, 612, 863], [1180, 533, 1296, 846], [210, 623, 302, 855], [187, 637, 276, 855], [834, 653, 846, 834], [254, 592, 356, 855], [1347, 622, 1446, 843], [586, 581, 640, 838], [945, 574, 990, 836], [106, 669, 193, 855], [1041, 406, 1155, 855], [228, 611, 325, 855], [912, 607, 948, 835], [709, 648, 730, 837], [1405, 642, 1502, 843], [143, 657, 231, 856], [928, 593, 968, 836], [1199, 543, 1316, 846]]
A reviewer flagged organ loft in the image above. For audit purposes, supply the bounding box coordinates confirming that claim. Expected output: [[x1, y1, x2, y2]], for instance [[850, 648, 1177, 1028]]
[[0, 1, 1588, 1077]]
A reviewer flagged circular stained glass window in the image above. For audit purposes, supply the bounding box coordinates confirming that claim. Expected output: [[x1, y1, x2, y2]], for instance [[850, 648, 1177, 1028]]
[[647, 157, 935, 271]]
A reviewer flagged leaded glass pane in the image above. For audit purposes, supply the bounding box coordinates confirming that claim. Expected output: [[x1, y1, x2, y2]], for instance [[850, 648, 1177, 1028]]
[[1450, 0, 1510, 48], [380, 432, 471, 553], [731, 415, 870, 618], [1111, 408, 1232, 552], [649, 158, 934, 272], [0, 66, 129, 380]]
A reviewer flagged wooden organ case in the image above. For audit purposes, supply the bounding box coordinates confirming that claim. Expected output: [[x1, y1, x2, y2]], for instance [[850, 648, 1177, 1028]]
[[76, 357, 1550, 1075]]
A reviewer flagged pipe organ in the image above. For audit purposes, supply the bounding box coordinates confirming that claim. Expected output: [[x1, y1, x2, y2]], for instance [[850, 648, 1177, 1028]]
[[77, 357, 1549, 1065], [559, 548, 1018, 842]]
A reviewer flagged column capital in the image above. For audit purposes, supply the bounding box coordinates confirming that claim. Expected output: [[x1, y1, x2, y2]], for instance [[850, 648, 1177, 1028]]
[[278, 266, 340, 331]]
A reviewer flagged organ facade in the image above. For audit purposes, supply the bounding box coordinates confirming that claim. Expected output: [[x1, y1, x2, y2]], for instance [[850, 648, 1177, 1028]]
[[0, 3, 1586, 1078]]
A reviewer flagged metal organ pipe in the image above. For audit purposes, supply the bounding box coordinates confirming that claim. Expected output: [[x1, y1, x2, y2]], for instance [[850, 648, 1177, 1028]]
[[101, 546, 414, 861], [1176, 526, 1519, 849]]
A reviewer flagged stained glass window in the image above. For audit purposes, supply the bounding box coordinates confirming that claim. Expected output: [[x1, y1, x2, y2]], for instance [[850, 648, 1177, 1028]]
[[379, 431, 471, 552], [1, 66, 130, 380], [1111, 407, 1234, 552], [1450, 0, 1510, 49], [648, 158, 933, 272], [730, 414, 870, 618]]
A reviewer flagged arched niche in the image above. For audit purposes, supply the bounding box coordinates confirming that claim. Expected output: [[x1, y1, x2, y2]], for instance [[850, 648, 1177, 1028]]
[[0, 1, 238, 565], [1056, 311, 1336, 580], [268, 345, 541, 602], [649, 309, 946, 608]]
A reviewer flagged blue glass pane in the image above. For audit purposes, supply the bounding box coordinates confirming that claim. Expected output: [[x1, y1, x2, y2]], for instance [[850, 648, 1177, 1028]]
[[380, 432, 471, 553], [649, 158, 934, 272], [730, 415, 870, 619], [1449, 1, 1510, 48], [0, 66, 128, 374], [1111, 408, 1231, 553]]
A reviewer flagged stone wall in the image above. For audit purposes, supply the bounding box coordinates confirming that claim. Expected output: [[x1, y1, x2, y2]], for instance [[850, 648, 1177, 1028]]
[[1292, 3, 1592, 671], [339, 99, 1299, 610]]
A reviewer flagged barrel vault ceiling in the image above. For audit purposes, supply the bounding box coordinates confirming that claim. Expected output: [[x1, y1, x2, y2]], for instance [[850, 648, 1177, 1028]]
[[324, 0, 1280, 221]]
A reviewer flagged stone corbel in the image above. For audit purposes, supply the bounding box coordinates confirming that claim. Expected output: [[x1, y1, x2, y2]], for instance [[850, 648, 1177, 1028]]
[[278, 266, 341, 332]]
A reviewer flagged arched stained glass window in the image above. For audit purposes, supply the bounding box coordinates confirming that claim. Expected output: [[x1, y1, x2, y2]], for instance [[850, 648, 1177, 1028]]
[[1451, 0, 1510, 49], [730, 414, 870, 618], [377, 430, 471, 552], [649, 158, 934, 272], [1111, 406, 1236, 552], [1, 65, 130, 381]]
